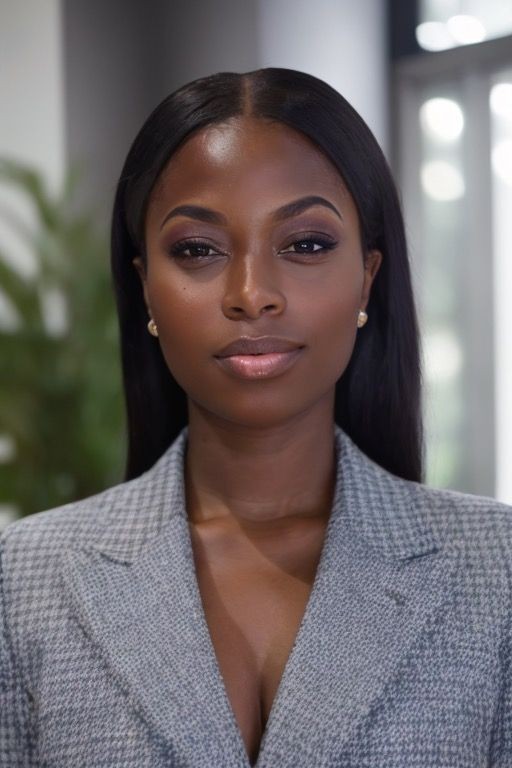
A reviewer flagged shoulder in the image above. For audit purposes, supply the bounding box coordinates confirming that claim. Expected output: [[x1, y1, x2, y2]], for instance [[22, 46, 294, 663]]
[[0, 478, 137, 592], [408, 478, 512, 551], [2, 475, 134, 547], [340, 427, 512, 550], [343, 429, 512, 601], [398, 477, 512, 606], [342, 428, 512, 560], [0, 427, 189, 601], [0, 430, 188, 573], [348, 425, 512, 552]]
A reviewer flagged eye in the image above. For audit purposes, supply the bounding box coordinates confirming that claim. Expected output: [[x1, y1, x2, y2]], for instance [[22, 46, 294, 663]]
[[281, 234, 338, 258], [168, 238, 222, 261]]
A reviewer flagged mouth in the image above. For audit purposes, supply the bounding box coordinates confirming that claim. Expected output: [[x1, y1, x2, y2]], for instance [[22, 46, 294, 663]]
[[215, 335, 304, 356], [214, 348, 304, 380]]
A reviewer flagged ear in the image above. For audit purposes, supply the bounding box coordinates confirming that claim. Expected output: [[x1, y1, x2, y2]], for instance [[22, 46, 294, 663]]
[[360, 249, 382, 311], [132, 256, 151, 315]]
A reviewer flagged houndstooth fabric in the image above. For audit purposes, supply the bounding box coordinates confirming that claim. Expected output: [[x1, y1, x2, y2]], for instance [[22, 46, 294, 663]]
[[1, 424, 511, 767]]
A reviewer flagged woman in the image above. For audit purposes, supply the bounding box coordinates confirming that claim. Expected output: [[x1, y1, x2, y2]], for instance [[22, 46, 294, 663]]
[[1, 69, 510, 768]]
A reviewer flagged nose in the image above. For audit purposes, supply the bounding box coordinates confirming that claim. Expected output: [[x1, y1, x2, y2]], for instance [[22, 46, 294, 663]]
[[221, 252, 286, 320]]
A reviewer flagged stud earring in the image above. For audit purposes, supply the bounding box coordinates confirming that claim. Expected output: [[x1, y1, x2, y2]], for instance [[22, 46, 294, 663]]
[[357, 310, 368, 328], [147, 318, 159, 337]]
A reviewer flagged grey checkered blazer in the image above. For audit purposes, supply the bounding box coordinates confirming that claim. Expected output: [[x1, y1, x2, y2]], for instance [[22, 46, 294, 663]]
[[1, 424, 511, 767]]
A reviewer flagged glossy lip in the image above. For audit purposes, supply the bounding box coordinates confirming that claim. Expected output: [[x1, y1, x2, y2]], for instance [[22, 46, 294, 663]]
[[214, 348, 304, 380], [215, 335, 304, 358]]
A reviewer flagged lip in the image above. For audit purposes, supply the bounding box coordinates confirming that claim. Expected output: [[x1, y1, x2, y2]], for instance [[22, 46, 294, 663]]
[[214, 348, 304, 380], [215, 335, 304, 357]]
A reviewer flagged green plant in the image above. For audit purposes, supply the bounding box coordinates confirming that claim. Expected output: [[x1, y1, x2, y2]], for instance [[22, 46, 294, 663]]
[[0, 158, 124, 518]]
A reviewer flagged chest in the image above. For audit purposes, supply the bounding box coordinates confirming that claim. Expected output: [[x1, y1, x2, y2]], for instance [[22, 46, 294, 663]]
[[188, 517, 328, 765]]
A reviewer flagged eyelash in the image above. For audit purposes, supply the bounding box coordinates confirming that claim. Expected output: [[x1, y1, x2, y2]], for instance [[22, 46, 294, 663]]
[[169, 234, 338, 261]]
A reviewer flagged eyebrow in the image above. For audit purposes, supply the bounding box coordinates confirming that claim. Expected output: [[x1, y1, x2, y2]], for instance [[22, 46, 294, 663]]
[[159, 195, 343, 230]]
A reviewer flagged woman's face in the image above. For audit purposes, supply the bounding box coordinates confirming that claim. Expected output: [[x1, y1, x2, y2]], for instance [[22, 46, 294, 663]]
[[133, 115, 381, 430]]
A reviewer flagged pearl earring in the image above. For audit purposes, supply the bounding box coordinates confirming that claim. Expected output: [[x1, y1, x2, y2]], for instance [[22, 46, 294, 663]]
[[357, 310, 368, 328], [147, 318, 159, 337]]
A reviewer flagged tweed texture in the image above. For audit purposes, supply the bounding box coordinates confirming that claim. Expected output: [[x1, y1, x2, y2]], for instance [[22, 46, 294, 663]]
[[1, 424, 511, 767]]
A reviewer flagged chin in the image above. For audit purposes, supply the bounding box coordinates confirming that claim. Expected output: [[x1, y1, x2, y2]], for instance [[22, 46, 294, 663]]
[[189, 389, 333, 432]]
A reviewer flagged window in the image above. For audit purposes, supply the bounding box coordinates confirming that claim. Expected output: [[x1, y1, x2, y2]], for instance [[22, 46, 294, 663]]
[[393, 34, 512, 501]]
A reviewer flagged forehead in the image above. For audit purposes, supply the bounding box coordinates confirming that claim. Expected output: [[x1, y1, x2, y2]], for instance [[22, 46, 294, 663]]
[[147, 116, 352, 217]]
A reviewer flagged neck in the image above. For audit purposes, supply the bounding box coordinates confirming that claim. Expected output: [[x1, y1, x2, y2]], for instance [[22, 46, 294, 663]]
[[184, 399, 337, 531]]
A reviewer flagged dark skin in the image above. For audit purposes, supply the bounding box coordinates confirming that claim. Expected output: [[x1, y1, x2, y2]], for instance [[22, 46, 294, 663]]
[[133, 115, 382, 764]]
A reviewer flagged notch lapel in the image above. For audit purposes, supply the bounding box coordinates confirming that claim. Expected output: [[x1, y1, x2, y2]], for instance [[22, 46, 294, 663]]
[[63, 429, 251, 767], [255, 429, 461, 767]]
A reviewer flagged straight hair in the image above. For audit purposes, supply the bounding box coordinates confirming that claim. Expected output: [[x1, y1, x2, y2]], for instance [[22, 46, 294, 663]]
[[111, 68, 424, 482]]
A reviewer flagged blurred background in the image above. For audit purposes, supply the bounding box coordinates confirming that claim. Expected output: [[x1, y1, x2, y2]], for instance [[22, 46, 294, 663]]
[[0, 0, 511, 528]]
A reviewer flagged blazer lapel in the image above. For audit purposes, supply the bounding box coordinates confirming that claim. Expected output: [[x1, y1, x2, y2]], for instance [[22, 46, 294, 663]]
[[255, 428, 462, 767], [63, 428, 250, 768]]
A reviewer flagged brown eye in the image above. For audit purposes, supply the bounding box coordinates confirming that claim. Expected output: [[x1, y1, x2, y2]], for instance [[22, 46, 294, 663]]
[[281, 235, 337, 257], [169, 238, 221, 261]]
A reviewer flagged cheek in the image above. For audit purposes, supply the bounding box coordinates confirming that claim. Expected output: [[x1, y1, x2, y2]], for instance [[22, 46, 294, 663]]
[[146, 250, 219, 313], [146, 272, 218, 385], [296, 266, 363, 380], [304, 300, 358, 386]]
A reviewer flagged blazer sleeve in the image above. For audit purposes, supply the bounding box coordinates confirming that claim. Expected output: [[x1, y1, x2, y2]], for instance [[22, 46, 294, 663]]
[[0, 536, 36, 767]]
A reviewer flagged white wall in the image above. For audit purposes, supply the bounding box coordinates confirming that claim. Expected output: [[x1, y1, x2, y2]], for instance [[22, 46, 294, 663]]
[[63, 0, 163, 221], [0, 0, 65, 279], [158, 0, 260, 95], [0, 0, 65, 191], [257, 0, 389, 153]]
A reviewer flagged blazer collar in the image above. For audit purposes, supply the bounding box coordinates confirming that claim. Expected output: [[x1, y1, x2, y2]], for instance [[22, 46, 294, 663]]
[[64, 425, 460, 768]]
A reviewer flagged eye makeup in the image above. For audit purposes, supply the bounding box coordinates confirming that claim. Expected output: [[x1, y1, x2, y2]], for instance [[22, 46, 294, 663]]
[[161, 213, 343, 266]]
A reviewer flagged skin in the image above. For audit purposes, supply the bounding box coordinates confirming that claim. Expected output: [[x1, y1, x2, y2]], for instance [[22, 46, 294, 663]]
[[133, 115, 381, 762]]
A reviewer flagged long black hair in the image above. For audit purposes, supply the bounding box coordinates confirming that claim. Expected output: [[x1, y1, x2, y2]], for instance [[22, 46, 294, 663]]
[[111, 68, 424, 483]]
